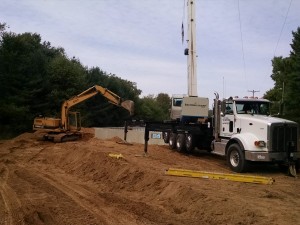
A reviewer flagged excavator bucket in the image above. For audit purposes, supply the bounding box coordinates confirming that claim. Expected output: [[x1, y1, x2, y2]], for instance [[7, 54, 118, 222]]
[[121, 100, 134, 116]]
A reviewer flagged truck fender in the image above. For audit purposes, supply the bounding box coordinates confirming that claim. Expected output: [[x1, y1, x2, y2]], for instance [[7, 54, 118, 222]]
[[226, 133, 259, 155], [225, 138, 244, 156]]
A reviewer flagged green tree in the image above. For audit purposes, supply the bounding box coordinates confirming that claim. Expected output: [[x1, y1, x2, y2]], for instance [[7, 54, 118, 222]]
[[264, 27, 300, 124], [83, 67, 141, 127], [0, 31, 63, 137], [45, 55, 87, 116], [136, 93, 171, 121], [0, 23, 175, 138], [0, 28, 88, 138], [286, 28, 300, 124], [155, 93, 171, 119]]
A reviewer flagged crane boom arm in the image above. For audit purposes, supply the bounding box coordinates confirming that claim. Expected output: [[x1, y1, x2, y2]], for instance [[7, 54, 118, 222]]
[[185, 0, 198, 97]]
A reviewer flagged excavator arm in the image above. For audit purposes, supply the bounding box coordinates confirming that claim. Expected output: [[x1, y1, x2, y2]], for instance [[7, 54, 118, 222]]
[[60, 85, 134, 130], [33, 85, 134, 142]]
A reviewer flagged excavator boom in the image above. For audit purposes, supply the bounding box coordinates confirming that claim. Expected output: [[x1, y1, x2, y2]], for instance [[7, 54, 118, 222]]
[[61, 85, 134, 129]]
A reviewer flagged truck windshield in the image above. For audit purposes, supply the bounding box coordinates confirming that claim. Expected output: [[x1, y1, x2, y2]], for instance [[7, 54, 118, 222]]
[[235, 101, 270, 115]]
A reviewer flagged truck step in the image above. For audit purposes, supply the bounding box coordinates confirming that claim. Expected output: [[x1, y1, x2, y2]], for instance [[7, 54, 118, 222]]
[[165, 168, 274, 185]]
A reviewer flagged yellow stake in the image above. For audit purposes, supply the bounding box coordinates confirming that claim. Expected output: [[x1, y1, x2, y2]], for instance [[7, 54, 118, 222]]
[[165, 168, 275, 185], [108, 153, 124, 159]]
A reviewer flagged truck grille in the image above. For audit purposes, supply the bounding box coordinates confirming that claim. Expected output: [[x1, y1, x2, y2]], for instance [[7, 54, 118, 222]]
[[270, 124, 298, 152]]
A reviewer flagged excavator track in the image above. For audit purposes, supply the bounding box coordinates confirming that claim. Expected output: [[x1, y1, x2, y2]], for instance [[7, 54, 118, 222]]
[[53, 133, 82, 143], [37, 132, 82, 143]]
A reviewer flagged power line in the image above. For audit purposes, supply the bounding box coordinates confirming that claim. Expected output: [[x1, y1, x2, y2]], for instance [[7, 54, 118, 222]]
[[262, 0, 292, 90], [273, 0, 293, 57]]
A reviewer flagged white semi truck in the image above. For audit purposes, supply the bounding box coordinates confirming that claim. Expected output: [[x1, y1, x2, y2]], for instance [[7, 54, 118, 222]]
[[144, 94, 299, 175]]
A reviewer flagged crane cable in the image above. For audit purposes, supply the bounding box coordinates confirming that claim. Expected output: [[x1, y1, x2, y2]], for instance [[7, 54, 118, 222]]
[[237, 0, 247, 89]]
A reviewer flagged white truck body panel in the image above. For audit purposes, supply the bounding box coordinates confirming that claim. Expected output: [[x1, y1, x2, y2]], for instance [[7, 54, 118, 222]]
[[181, 96, 209, 118], [170, 94, 187, 120]]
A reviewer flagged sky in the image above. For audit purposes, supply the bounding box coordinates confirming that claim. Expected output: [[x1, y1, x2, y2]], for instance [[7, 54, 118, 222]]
[[1, 0, 299, 105]]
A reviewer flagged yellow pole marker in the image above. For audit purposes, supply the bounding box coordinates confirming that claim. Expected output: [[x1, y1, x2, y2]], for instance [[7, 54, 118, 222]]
[[165, 168, 275, 185], [108, 153, 124, 159]]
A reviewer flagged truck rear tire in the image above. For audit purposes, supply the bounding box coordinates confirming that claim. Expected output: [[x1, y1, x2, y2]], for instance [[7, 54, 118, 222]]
[[185, 134, 194, 153], [163, 131, 170, 144], [169, 133, 177, 150], [296, 159, 300, 173], [227, 143, 248, 173], [176, 134, 186, 152]]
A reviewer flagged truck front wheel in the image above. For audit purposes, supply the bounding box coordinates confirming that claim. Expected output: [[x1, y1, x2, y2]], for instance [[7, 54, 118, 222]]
[[227, 143, 248, 173]]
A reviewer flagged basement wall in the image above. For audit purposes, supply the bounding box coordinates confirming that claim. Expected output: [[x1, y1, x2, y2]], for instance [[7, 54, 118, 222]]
[[94, 127, 166, 145]]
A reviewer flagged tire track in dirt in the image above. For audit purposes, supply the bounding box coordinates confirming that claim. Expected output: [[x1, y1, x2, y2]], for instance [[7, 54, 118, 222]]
[[0, 165, 25, 225], [34, 169, 195, 225], [20, 166, 142, 225]]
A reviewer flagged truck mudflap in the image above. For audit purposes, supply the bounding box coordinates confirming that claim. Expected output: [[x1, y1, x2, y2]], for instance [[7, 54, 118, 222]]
[[288, 162, 297, 177], [245, 151, 300, 162]]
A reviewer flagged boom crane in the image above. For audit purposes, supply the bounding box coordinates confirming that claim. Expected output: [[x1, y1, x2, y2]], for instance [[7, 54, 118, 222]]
[[186, 0, 198, 97], [33, 85, 134, 142], [171, 0, 208, 123]]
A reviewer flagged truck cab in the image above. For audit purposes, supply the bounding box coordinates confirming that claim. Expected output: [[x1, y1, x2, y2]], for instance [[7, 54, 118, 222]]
[[170, 94, 186, 121], [220, 97, 270, 137], [212, 96, 300, 173]]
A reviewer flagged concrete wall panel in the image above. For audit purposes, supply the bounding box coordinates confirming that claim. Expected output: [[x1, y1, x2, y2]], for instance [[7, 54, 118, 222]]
[[94, 127, 167, 145]]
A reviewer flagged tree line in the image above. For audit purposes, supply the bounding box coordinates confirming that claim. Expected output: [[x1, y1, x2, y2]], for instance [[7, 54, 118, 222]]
[[0, 23, 170, 139], [0, 23, 299, 139]]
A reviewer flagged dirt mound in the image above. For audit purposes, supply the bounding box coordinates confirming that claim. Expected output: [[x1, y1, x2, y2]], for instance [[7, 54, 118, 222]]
[[0, 132, 299, 225], [81, 127, 95, 139], [106, 136, 124, 142], [12, 131, 41, 141]]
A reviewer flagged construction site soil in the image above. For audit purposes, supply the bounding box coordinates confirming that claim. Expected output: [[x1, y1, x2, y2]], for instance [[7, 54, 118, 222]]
[[0, 128, 299, 225]]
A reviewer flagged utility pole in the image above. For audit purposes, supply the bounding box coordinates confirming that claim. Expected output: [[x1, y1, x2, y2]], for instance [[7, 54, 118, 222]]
[[248, 90, 260, 98]]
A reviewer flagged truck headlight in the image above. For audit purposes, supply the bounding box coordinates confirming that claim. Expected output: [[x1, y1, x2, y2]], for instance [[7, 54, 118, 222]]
[[254, 140, 266, 147]]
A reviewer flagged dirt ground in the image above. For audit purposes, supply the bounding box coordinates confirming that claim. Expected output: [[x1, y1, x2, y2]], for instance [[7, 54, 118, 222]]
[[0, 128, 299, 225]]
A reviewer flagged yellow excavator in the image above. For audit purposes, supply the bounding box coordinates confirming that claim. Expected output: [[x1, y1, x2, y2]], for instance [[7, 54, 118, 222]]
[[33, 85, 134, 142]]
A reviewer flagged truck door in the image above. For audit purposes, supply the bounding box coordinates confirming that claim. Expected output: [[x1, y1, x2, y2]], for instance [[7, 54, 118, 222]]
[[220, 102, 235, 137]]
